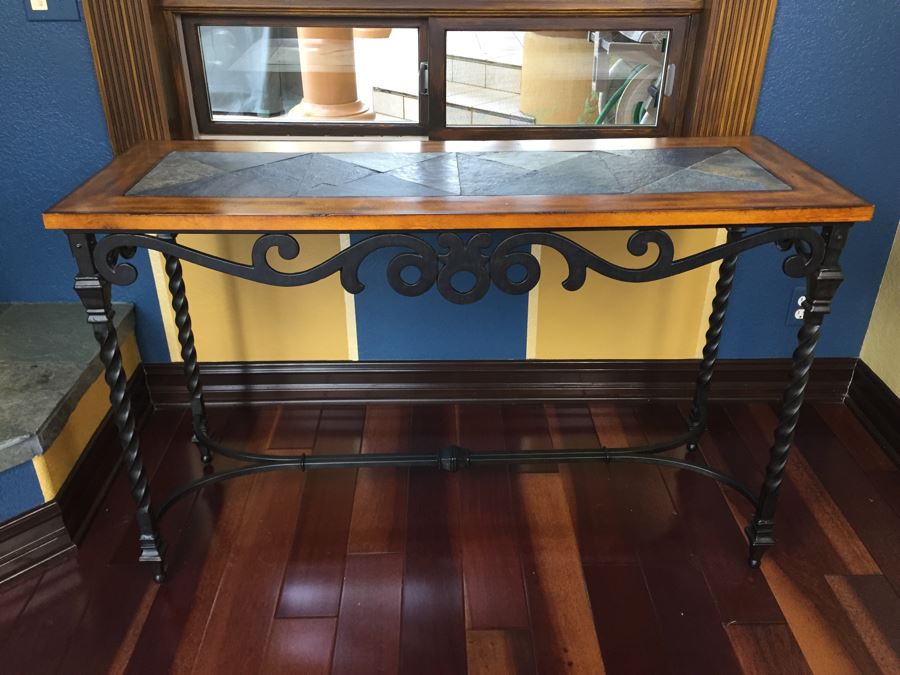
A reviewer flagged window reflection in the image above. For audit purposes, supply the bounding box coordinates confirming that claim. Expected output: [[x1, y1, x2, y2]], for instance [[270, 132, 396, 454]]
[[445, 30, 669, 127]]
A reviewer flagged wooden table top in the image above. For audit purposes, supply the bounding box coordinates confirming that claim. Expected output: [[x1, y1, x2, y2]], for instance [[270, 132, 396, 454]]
[[44, 137, 873, 231]]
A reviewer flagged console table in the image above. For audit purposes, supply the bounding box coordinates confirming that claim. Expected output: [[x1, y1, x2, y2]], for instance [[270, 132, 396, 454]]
[[44, 137, 873, 582]]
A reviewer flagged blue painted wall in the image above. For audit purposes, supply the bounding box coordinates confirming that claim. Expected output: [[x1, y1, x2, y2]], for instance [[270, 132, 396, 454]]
[[352, 233, 529, 360], [720, 0, 900, 358], [0, 2, 897, 364], [0, 3, 168, 361]]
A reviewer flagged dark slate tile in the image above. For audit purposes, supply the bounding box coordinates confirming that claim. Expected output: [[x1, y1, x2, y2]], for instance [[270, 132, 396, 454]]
[[483, 152, 622, 196], [386, 154, 460, 195], [608, 147, 727, 168], [293, 153, 376, 188], [141, 153, 375, 197], [457, 153, 532, 195], [127, 154, 223, 195], [633, 168, 783, 194], [139, 163, 304, 197], [306, 172, 451, 197], [325, 152, 443, 173], [593, 151, 685, 192], [689, 149, 790, 189], [475, 151, 586, 172], [181, 151, 305, 173]]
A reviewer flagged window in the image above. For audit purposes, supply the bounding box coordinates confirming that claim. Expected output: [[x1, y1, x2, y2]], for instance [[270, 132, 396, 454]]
[[181, 15, 690, 139]]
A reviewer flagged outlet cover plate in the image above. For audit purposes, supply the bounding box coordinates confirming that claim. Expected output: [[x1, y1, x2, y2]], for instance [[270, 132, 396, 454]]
[[24, 0, 81, 21], [786, 286, 807, 326]]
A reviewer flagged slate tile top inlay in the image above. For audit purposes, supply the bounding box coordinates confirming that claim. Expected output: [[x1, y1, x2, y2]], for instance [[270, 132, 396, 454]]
[[128, 148, 791, 198]]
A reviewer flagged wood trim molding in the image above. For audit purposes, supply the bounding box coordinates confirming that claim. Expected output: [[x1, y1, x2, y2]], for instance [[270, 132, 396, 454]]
[[0, 503, 75, 588], [158, 1, 704, 16], [846, 360, 900, 467], [683, 0, 779, 136], [84, 1, 779, 153], [145, 358, 856, 407], [82, 0, 174, 155]]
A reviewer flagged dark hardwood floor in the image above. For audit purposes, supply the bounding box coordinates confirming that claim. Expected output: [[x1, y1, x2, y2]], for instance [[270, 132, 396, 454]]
[[1, 401, 898, 674]]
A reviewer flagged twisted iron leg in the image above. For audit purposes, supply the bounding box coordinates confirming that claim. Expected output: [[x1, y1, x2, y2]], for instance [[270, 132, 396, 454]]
[[686, 227, 744, 451], [69, 233, 166, 582], [746, 223, 851, 567], [159, 234, 211, 464]]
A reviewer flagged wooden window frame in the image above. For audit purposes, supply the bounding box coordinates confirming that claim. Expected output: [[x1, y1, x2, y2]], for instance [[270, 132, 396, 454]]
[[180, 13, 690, 140], [182, 14, 430, 137], [81, 0, 778, 154], [427, 16, 691, 140]]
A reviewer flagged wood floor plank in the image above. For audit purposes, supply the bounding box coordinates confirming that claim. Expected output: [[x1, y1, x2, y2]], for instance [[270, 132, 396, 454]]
[[719, 403, 884, 675], [260, 617, 337, 675], [591, 403, 742, 675], [126, 407, 277, 675], [814, 402, 897, 473], [791, 404, 900, 593], [399, 405, 467, 675], [728, 403, 879, 575], [6, 399, 897, 675], [467, 630, 537, 675], [52, 408, 187, 675], [550, 403, 633, 565], [643, 403, 785, 624], [502, 403, 557, 473], [269, 405, 320, 450], [581, 563, 669, 675], [825, 575, 900, 674], [190, 406, 314, 674], [3, 557, 90, 675], [0, 570, 41, 648], [331, 553, 404, 675], [513, 471, 606, 675], [458, 404, 529, 630], [589, 404, 694, 565], [276, 407, 365, 618], [725, 623, 812, 675], [348, 405, 410, 554]]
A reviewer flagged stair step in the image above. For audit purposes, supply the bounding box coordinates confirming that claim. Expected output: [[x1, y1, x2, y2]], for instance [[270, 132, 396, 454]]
[[447, 55, 522, 94], [372, 82, 534, 125]]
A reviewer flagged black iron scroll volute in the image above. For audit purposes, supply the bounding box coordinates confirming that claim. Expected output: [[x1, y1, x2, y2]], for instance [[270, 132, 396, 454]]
[[90, 227, 827, 305]]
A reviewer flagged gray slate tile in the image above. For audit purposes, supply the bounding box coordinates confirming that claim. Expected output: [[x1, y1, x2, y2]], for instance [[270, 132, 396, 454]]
[[307, 172, 451, 197], [127, 155, 223, 195], [325, 152, 443, 173], [487, 152, 622, 195], [633, 168, 784, 194], [456, 153, 532, 195], [182, 151, 305, 173], [689, 149, 789, 189], [592, 151, 685, 192], [0, 303, 135, 471], [474, 151, 586, 171], [387, 154, 460, 195], [608, 147, 728, 168]]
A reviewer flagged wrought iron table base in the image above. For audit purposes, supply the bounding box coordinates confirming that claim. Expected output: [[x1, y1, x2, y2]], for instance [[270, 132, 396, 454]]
[[67, 223, 850, 582]]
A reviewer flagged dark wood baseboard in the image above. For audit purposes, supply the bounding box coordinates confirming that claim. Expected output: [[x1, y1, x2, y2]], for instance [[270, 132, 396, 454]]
[[847, 360, 900, 466], [0, 367, 152, 586], [145, 358, 857, 407], [0, 502, 76, 587]]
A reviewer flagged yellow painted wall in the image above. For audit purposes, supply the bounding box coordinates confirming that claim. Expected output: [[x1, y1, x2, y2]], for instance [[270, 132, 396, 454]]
[[861, 223, 900, 394], [150, 234, 356, 362], [32, 334, 141, 500], [527, 228, 725, 359]]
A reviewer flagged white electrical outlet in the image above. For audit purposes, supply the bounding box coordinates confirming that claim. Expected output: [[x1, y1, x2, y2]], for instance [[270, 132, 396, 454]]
[[31, 0, 49, 10]]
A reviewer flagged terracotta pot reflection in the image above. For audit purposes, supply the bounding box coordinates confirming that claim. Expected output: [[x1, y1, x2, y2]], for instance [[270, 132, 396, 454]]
[[290, 27, 374, 120]]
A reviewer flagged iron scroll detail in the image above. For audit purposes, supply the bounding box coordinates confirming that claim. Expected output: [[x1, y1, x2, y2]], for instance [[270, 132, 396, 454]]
[[93, 227, 825, 305]]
